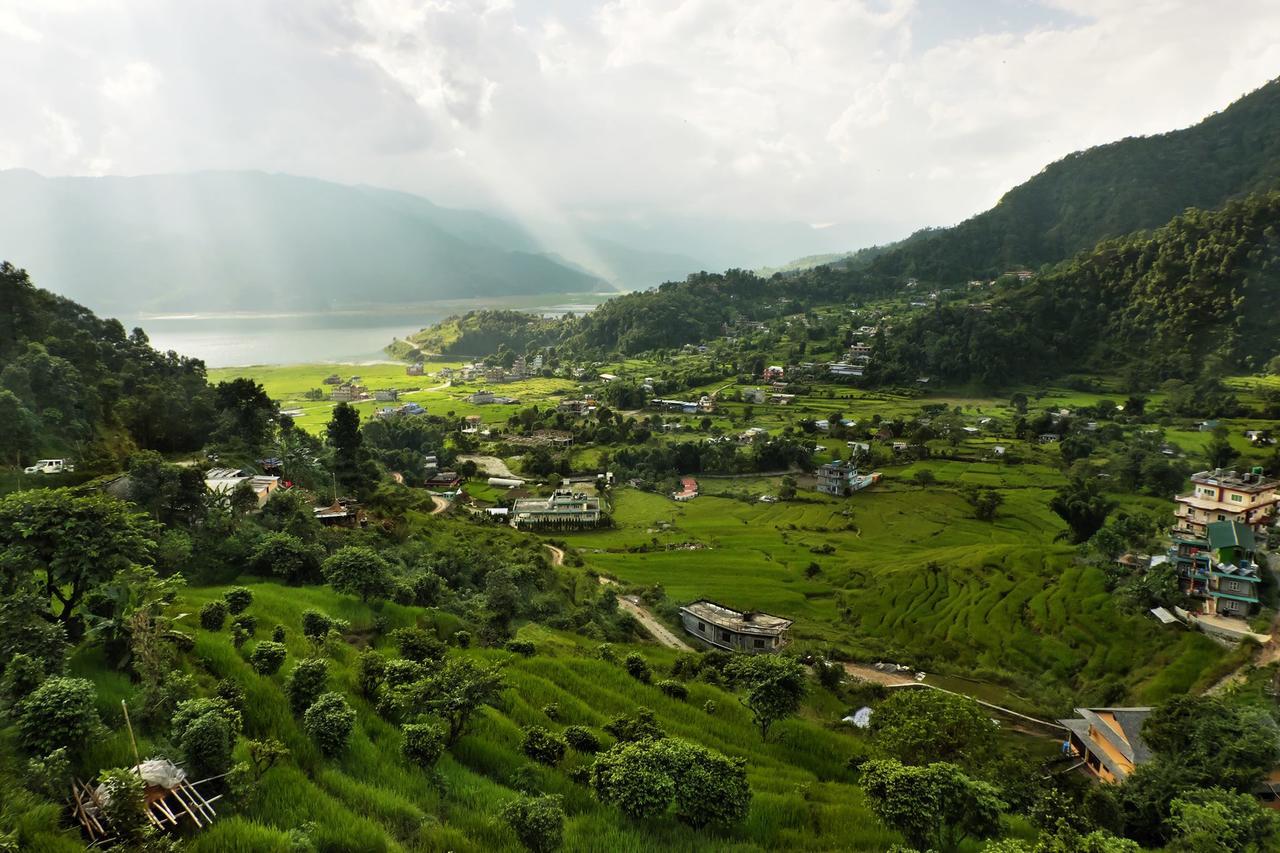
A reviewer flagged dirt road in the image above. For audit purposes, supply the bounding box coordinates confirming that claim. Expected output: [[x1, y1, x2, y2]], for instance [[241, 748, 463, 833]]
[[429, 494, 450, 515], [543, 544, 566, 565], [597, 576, 693, 651], [456, 454, 518, 479]]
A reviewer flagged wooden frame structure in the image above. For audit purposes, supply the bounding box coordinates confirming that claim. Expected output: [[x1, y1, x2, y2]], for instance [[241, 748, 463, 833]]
[[69, 701, 225, 843]]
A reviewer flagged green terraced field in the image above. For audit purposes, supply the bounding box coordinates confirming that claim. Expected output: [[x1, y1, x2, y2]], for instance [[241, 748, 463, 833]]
[[573, 484, 1223, 712]]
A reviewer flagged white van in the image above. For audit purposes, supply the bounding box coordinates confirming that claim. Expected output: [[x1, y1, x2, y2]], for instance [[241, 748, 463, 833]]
[[24, 459, 75, 475]]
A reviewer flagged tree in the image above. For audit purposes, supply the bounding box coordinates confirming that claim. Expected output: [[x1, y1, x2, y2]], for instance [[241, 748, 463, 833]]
[[322, 546, 394, 602], [603, 707, 665, 743], [778, 476, 797, 500], [327, 402, 377, 496], [963, 485, 1004, 521], [405, 658, 506, 744], [869, 688, 997, 770], [304, 692, 357, 756], [1168, 787, 1277, 852], [251, 532, 322, 585], [16, 677, 102, 756], [0, 490, 157, 629], [859, 759, 1005, 851], [1142, 695, 1280, 791], [1049, 475, 1115, 543], [250, 641, 287, 675], [401, 722, 445, 769], [211, 378, 278, 450], [355, 649, 386, 698], [725, 655, 806, 741], [590, 738, 751, 827], [389, 626, 444, 664], [1205, 428, 1238, 469], [520, 725, 566, 766], [246, 738, 289, 781], [178, 708, 234, 778], [286, 658, 329, 716], [500, 794, 565, 853]]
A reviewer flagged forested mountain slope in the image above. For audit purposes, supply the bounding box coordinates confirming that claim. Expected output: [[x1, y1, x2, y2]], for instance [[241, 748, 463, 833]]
[[874, 190, 1280, 385], [869, 77, 1280, 281], [0, 262, 214, 464]]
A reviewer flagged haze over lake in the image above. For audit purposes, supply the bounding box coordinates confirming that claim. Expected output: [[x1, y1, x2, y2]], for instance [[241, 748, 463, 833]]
[[132, 294, 614, 367]]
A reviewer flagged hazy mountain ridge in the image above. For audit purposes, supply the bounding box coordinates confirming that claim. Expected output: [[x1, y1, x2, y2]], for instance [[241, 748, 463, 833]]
[[0, 170, 606, 316]]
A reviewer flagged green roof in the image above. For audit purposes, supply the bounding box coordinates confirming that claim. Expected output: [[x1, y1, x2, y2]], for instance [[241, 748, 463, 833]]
[[1207, 521, 1254, 552]]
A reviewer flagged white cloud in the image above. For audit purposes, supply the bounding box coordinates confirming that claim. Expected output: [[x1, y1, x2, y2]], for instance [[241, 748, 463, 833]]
[[0, 0, 1277, 256]]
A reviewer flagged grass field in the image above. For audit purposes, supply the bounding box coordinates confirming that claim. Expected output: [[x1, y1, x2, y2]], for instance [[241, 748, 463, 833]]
[[56, 580, 931, 852]]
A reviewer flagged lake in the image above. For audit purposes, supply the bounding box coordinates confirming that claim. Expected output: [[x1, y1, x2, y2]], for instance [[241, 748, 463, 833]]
[[132, 293, 616, 367]]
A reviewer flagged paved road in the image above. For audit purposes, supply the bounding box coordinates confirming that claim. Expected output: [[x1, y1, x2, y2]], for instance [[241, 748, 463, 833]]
[[596, 576, 693, 651]]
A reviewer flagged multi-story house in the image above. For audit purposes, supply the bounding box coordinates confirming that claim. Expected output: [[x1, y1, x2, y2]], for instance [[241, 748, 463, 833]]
[[1173, 467, 1277, 539], [510, 489, 603, 529], [1170, 520, 1263, 618]]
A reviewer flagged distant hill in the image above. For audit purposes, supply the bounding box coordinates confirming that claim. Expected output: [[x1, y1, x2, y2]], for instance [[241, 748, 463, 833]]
[[869, 77, 1280, 281], [0, 170, 606, 315]]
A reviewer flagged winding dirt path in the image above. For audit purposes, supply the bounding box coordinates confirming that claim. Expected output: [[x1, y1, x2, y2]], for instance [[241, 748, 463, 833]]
[[429, 494, 450, 515], [543, 544, 566, 565], [596, 576, 693, 651]]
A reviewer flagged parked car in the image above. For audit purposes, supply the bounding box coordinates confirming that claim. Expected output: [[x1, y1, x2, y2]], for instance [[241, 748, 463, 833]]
[[24, 459, 74, 475]]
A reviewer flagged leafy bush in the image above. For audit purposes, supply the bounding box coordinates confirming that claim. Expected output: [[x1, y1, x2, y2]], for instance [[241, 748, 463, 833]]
[[199, 600, 228, 631], [623, 653, 651, 683], [591, 737, 750, 827], [251, 532, 322, 584], [303, 692, 356, 756], [173, 697, 243, 737], [250, 641, 287, 675], [505, 640, 536, 657], [657, 680, 688, 701], [286, 659, 328, 717], [394, 627, 446, 663], [541, 703, 561, 721], [563, 725, 601, 753], [271, 624, 286, 643], [301, 609, 335, 651], [97, 767, 148, 840], [1, 652, 45, 705], [179, 709, 233, 778], [401, 722, 445, 769], [233, 613, 257, 637], [16, 677, 102, 756], [215, 678, 246, 710], [223, 587, 253, 614], [596, 643, 616, 662], [520, 726, 566, 766], [703, 700, 718, 715], [355, 649, 387, 698], [500, 794, 565, 853], [452, 630, 471, 648], [603, 707, 665, 743]]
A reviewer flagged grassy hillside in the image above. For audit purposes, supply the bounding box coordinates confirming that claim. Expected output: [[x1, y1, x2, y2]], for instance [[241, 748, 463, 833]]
[[51, 580, 907, 852]]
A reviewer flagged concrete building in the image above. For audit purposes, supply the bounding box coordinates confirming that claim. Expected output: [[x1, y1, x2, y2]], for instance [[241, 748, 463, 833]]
[[1170, 520, 1263, 618], [510, 489, 602, 529], [678, 600, 792, 653], [1174, 467, 1278, 538]]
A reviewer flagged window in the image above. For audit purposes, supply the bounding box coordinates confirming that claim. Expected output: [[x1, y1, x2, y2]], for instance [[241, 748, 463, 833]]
[[697, 621, 705, 633], [753, 638, 765, 648], [1218, 514, 1226, 521], [1228, 581, 1242, 592], [719, 631, 730, 642], [1230, 494, 1243, 503]]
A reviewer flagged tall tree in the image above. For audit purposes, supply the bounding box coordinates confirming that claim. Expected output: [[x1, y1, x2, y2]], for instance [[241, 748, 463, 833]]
[[0, 490, 157, 633], [725, 655, 807, 741], [1050, 475, 1115, 543]]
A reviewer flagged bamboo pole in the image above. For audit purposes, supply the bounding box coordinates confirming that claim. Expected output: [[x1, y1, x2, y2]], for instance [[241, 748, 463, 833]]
[[120, 700, 142, 773]]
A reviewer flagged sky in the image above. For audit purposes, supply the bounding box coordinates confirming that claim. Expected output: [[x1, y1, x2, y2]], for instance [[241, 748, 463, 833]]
[[2, 0, 1279, 252]]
